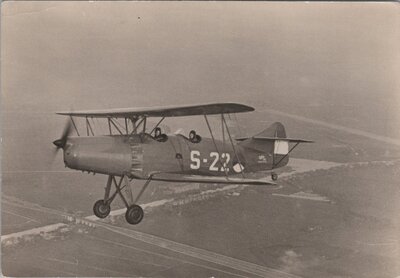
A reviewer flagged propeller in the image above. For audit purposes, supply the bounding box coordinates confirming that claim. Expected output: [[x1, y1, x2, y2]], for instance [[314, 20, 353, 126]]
[[52, 120, 73, 152]]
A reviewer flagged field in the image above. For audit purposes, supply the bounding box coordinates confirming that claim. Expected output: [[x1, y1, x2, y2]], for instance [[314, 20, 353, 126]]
[[2, 159, 400, 277]]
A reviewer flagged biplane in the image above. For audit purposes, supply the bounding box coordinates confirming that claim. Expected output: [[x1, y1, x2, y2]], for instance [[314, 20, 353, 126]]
[[53, 103, 312, 224]]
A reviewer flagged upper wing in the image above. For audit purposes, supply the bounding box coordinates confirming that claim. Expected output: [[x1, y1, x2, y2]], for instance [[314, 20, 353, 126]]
[[57, 103, 254, 118], [149, 173, 276, 186]]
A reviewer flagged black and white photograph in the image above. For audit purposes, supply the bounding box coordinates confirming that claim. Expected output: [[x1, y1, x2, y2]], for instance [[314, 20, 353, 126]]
[[1, 1, 399, 277]]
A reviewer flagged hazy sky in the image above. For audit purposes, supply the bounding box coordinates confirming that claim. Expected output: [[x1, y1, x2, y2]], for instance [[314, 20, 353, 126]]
[[1, 2, 399, 137]]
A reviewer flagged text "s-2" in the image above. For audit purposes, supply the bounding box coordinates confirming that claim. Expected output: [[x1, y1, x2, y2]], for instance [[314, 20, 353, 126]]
[[190, 150, 230, 172]]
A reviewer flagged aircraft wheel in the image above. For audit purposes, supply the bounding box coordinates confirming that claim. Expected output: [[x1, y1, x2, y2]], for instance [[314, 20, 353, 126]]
[[271, 172, 278, 181], [125, 204, 144, 225], [93, 200, 111, 218]]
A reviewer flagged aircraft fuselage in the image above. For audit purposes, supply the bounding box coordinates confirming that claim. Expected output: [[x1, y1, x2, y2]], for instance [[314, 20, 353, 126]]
[[62, 133, 288, 179]]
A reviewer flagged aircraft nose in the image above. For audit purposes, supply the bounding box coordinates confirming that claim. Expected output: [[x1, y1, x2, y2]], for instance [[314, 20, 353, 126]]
[[53, 139, 64, 148]]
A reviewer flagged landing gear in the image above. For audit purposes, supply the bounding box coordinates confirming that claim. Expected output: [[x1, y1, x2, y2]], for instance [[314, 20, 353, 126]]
[[271, 172, 278, 181], [125, 204, 144, 225], [93, 175, 153, 225], [93, 200, 111, 218]]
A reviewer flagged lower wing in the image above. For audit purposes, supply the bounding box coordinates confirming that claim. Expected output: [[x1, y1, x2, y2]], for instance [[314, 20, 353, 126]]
[[148, 173, 276, 186]]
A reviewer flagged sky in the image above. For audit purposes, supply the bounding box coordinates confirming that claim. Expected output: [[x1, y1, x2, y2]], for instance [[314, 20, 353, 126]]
[[1, 2, 399, 138]]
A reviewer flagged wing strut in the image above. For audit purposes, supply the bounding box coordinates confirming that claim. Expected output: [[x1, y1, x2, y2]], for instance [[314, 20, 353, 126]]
[[131, 116, 144, 135], [149, 117, 165, 135], [143, 117, 147, 133], [221, 114, 225, 143], [85, 116, 94, 136], [204, 115, 229, 177], [125, 118, 129, 134], [108, 118, 124, 135], [107, 118, 112, 135], [70, 116, 80, 136], [221, 114, 245, 178]]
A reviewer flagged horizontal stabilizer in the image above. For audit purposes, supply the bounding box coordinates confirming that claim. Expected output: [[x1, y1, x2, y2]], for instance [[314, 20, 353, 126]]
[[148, 173, 276, 186], [236, 136, 314, 143]]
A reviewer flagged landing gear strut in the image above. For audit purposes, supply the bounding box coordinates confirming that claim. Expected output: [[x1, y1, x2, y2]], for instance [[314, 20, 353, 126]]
[[271, 172, 278, 181], [93, 175, 153, 225]]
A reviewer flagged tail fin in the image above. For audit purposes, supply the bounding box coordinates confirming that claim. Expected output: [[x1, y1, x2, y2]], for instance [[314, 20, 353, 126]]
[[237, 122, 287, 151], [237, 122, 312, 169], [236, 122, 287, 144], [236, 122, 312, 144], [255, 122, 286, 139]]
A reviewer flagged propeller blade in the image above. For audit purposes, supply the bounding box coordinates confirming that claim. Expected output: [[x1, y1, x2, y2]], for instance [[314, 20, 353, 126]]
[[53, 120, 73, 150], [51, 112, 74, 165], [60, 121, 72, 146], [50, 143, 60, 163]]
